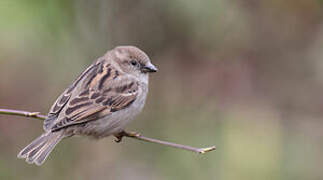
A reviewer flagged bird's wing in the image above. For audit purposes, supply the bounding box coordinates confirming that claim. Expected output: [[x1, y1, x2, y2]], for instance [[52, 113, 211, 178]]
[[44, 60, 139, 132], [44, 61, 99, 130]]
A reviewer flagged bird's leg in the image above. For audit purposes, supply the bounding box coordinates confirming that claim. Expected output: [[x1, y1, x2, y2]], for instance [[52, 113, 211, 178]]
[[113, 130, 141, 143], [114, 131, 127, 143]]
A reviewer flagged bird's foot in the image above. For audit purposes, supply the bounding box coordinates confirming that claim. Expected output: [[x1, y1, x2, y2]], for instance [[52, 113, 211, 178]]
[[113, 130, 141, 143], [114, 131, 126, 143]]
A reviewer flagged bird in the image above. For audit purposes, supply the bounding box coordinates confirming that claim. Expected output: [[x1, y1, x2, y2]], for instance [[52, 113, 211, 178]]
[[17, 46, 158, 166]]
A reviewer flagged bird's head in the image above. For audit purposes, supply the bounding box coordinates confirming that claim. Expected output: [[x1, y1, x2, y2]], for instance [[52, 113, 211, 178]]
[[112, 46, 157, 79]]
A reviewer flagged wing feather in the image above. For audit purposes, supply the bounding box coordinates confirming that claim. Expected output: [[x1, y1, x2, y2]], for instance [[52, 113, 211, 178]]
[[47, 61, 139, 132], [44, 62, 100, 130]]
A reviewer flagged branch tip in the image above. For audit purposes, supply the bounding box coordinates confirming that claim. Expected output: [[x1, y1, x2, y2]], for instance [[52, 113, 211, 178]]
[[197, 146, 216, 154]]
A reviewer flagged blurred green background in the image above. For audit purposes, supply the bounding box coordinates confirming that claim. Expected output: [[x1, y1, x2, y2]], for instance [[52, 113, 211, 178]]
[[1, 0, 323, 179]]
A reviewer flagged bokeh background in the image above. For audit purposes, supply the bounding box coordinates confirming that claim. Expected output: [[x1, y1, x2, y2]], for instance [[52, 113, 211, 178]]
[[1, 0, 323, 179]]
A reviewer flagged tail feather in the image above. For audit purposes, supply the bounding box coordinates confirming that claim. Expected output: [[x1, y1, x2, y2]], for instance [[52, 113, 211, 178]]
[[18, 132, 63, 166], [34, 135, 62, 165], [26, 141, 47, 163], [18, 134, 47, 158]]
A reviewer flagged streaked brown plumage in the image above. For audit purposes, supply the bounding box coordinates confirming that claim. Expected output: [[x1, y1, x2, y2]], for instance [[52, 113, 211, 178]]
[[17, 46, 157, 165]]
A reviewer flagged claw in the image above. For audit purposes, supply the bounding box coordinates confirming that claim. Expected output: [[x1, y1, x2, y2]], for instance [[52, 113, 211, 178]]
[[114, 136, 123, 143], [113, 131, 127, 143], [113, 131, 141, 143]]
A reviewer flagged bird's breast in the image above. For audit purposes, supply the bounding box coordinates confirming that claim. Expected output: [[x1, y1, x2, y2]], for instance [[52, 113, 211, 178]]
[[80, 83, 148, 138]]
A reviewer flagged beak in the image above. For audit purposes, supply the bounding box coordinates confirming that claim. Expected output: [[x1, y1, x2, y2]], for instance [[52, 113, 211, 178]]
[[142, 63, 158, 73]]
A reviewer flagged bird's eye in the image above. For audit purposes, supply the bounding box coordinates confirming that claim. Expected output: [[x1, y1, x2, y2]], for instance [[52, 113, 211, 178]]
[[130, 60, 138, 66]]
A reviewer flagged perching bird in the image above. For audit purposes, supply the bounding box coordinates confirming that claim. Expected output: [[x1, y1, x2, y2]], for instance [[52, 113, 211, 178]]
[[17, 46, 157, 165]]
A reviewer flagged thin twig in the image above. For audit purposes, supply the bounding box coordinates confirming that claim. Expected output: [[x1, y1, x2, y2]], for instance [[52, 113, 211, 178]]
[[0, 109, 47, 120], [0, 108, 216, 154], [122, 131, 216, 153]]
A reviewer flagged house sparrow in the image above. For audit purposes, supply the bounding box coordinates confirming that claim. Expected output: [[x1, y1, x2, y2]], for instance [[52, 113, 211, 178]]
[[17, 46, 157, 166]]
